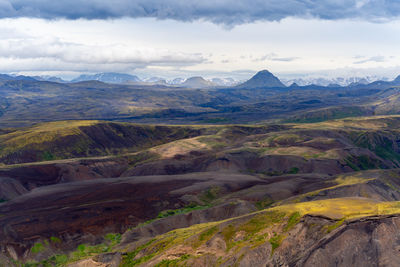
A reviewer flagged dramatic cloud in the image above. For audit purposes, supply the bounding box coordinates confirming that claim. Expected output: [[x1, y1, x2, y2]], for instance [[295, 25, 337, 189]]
[[1, 0, 400, 25]]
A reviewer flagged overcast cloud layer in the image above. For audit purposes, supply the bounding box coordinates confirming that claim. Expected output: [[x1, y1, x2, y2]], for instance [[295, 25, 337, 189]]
[[1, 0, 400, 25], [0, 1, 400, 80]]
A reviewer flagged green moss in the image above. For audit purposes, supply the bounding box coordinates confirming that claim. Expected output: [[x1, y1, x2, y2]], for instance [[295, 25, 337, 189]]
[[193, 226, 218, 248], [200, 186, 220, 203], [104, 233, 122, 247], [157, 204, 210, 219], [324, 218, 345, 233], [27, 231, 124, 266], [154, 254, 191, 267], [221, 211, 286, 251], [70, 243, 110, 261], [124, 253, 157, 266], [50, 236, 61, 244], [37, 254, 68, 267], [344, 158, 360, 171], [255, 198, 274, 210], [41, 151, 55, 161], [269, 233, 284, 254], [121, 239, 156, 266], [221, 224, 237, 250], [284, 212, 301, 232], [288, 167, 299, 174], [30, 242, 44, 254], [240, 211, 285, 235]]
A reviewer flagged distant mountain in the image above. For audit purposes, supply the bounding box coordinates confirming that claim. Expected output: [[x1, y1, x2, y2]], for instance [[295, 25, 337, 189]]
[[181, 76, 215, 88], [0, 74, 13, 81], [71, 72, 141, 84], [236, 70, 286, 89], [169, 78, 185, 85], [0, 74, 37, 82], [33, 76, 67, 83], [144, 77, 166, 83], [211, 77, 238, 86], [282, 76, 386, 87]]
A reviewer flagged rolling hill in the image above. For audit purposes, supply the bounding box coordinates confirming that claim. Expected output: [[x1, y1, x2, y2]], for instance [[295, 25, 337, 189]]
[[3, 69, 400, 266], [1, 116, 400, 266]]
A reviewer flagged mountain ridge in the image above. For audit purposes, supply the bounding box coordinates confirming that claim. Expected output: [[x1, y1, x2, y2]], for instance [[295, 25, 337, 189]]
[[236, 69, 286, 89]]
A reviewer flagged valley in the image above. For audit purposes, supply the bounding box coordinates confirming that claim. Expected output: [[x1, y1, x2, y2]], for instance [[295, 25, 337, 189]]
[[3, 1, 400, 266], [1, 70, 400, 128], [2, 114, 400, 265]]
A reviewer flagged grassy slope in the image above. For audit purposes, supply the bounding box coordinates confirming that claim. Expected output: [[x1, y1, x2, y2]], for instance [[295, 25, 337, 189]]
[[2, 115, 400, 167], [22, 197, 400, 267], [118, 198, 400, 266], [0, 120, 213, 164], [6, 116, 400, 266]]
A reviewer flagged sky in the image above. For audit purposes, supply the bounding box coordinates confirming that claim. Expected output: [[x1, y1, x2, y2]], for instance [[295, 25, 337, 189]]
[[1, 0, 400, 80]]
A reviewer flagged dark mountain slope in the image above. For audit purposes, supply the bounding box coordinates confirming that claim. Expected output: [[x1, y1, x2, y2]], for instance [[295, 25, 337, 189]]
[[236, 70, 286, 89]]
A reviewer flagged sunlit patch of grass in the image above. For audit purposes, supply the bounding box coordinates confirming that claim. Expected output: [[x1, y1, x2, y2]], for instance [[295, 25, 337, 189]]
[[30, 242, 45, 254], [150, 136, 211, 158], [0, 120, 99, 154], [275, 197, 381, 220], [116, 198, 400, 266], [154, 254, 191, 267], [286, 174, 376, 204], [269, 232, 284, 254], [334, 175, 374, 186], [323, 218, 345, 233]]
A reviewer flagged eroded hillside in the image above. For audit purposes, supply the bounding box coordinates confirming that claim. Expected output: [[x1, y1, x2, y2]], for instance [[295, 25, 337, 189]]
[[2, 116, 400, 266]]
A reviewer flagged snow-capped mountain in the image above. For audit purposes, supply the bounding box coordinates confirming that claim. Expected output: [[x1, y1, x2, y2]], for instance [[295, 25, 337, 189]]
[[71, 72, 141, 83], [281, 76, 390, 87]]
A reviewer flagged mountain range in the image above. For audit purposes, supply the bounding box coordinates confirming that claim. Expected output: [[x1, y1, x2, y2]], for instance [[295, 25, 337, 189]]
[[71, 72, 141, 83], [7, 71, 395, 88]]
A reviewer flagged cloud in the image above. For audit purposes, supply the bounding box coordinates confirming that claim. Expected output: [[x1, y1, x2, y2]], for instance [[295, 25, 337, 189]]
[[0, 0, 400, 25], [254, 53, 299, 62], [0, 34, 206, 73], [353, 55, 386, 64]]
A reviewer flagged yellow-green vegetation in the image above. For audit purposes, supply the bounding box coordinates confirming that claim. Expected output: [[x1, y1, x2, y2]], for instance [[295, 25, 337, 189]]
[[323, 218, 345, 233], [284, 174, 376, 204], [150, 136, 212, 158], [24, 198, 400, 267], [192, 226, 219, 248], [270, 134, 306, 145], [0, 120, 211, 164], [30, 242, 45, 254], [119, 198, 400, 266], [129, 204, 211, 231], [0, 120, 99, 153], [290, 115, 400, 132], [154, 254, 191, 267], [269, 232, 284, 253], [121, 223, 218, 266], [196, 135, 227, 150], [22, 233, 122, 267], [275, 198, 386, 220], [157, 204, 211, 219], [334, 175, 375, 187], [200, 186, 221, 203], [50, 236, 61, 244], [255, 198, 274, 210]]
